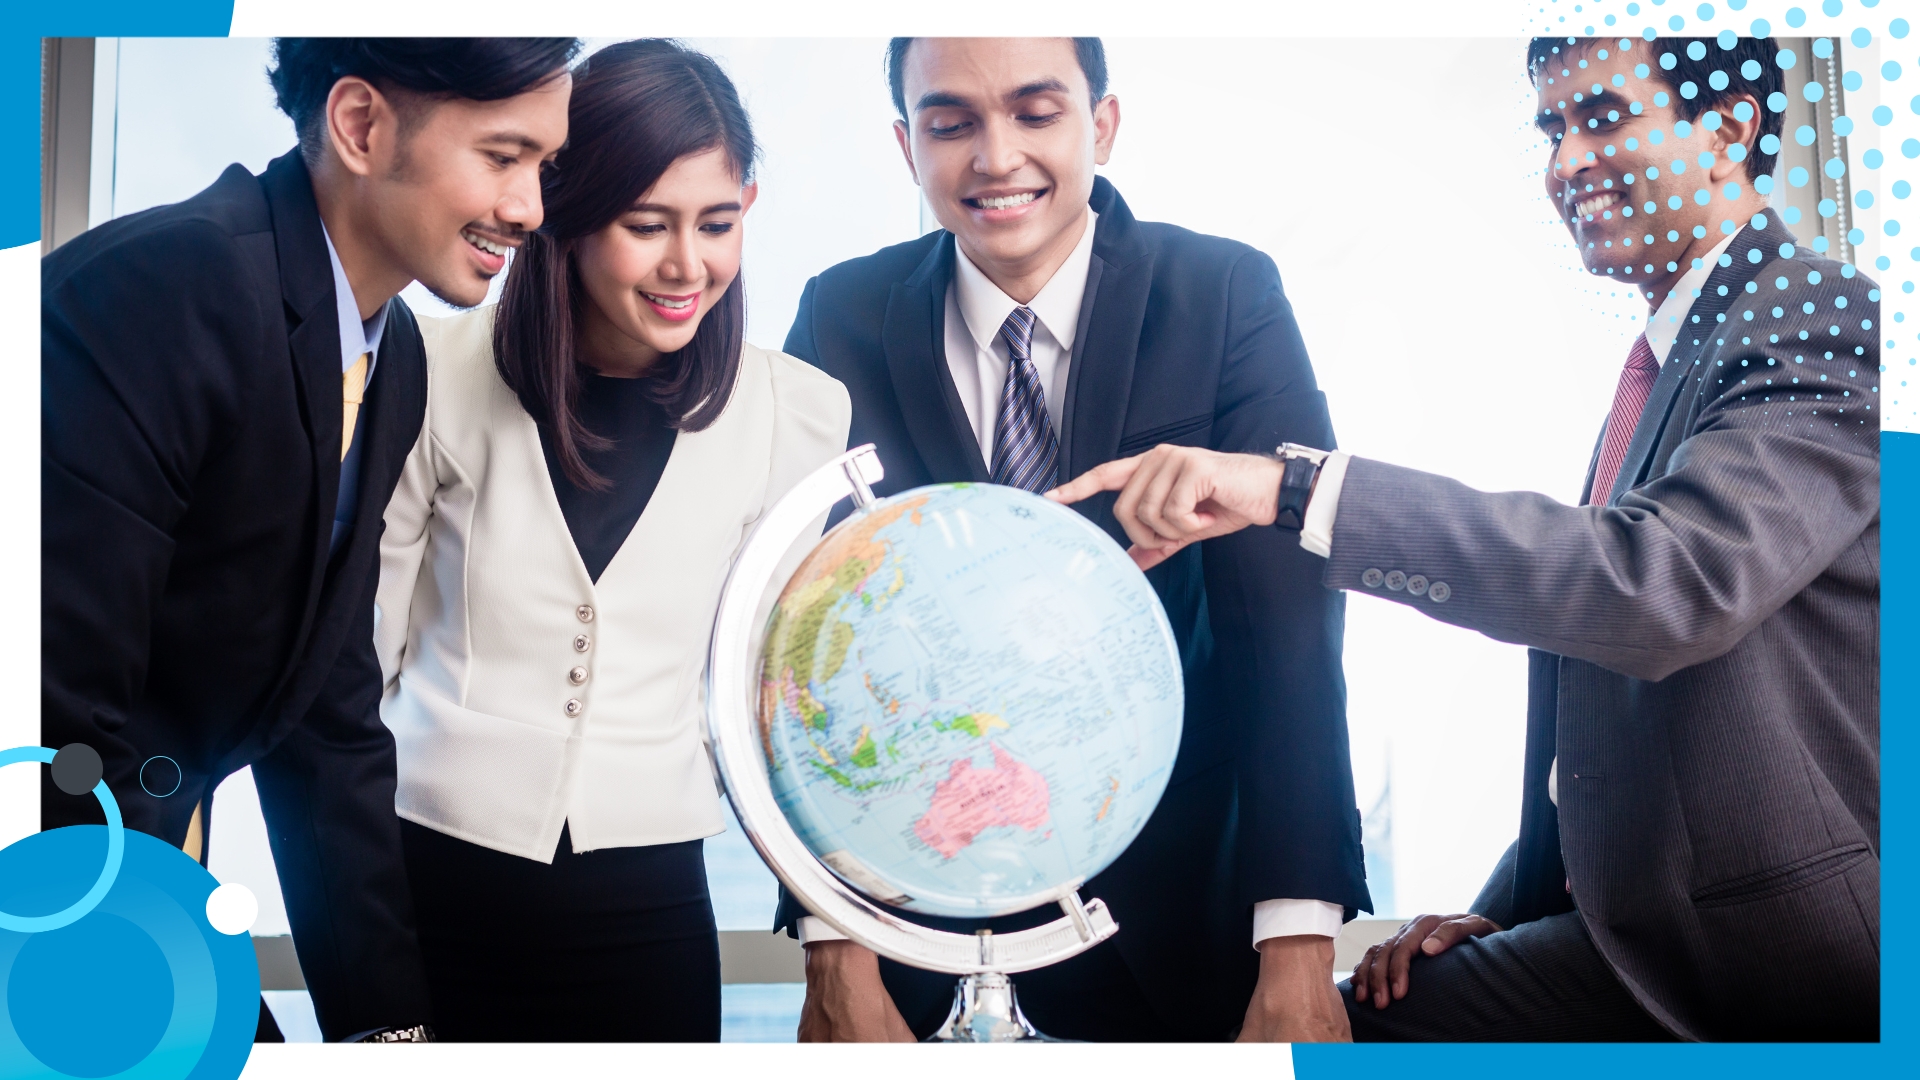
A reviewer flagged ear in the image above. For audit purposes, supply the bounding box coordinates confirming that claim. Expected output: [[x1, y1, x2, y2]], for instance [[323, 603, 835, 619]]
[[1092, 95, 1121, 167], [1706, 93, 1761, 184], [893, 119, 921, 187], [740, 181, 760, 215], [325, 76, 398, 179]]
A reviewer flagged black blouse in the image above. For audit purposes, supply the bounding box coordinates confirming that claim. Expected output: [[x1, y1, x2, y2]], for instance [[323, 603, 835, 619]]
[[537, 373, 678, 583]]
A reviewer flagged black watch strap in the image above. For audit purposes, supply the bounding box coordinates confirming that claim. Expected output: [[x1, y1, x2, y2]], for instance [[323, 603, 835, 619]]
[[1272, 443, 1328, 532]]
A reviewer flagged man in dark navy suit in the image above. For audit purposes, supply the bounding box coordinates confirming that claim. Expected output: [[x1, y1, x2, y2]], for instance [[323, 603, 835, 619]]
[[42, 38, 576, 1041], [777, 37, 1367, 1042]]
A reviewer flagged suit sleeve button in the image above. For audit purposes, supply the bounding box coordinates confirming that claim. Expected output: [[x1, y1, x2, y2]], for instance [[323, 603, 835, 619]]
[[1384, 570, 1407, 591], [1361, 568, 1385, 588], [564, 698, 583, 717], [1428, 581, 1451, 602], [1406, 574, 1428, 596]]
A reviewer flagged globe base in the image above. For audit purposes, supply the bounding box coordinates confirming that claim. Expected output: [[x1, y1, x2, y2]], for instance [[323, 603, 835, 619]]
[[928, 973, 1056, 1042]]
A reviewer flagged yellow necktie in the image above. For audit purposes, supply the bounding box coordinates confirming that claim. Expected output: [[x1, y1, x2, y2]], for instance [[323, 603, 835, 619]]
[[342, 352, 369, 461]]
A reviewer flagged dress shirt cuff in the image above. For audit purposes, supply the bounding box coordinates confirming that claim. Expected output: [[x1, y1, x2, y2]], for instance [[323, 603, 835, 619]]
[[1297, 451, 1351, 559], [796, 915, 848, 945], [1251, 898, 1345, 949]]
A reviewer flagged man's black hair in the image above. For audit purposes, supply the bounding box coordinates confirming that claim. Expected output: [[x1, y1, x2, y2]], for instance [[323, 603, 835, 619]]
[[269, 38, 582, 165], [1528, 35, 1784, 181], [886, 38, 1108, 121]]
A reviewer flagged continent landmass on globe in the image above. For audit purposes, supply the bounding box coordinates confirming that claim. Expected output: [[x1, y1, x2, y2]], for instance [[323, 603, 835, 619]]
[[759, 491, 1055, 858], [913, 744, 1051, 859], [757, 493, 927, 768]]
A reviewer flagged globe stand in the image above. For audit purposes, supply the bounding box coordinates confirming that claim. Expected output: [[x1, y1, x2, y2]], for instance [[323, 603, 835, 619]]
[[927, 932, 1053, 1042], [707, 446, 1130, 1030]]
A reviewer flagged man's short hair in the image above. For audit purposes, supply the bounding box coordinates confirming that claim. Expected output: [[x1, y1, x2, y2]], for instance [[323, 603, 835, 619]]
[[269, 38, 582, 166], [886, 37, 1108, 121], [1527, 35, 1784, 181]]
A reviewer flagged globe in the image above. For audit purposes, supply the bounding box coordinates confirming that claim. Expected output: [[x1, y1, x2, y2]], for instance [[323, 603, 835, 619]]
[[757, 482, 1183, 919]]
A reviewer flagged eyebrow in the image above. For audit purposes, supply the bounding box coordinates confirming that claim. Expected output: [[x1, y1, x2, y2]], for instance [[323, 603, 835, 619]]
[[478, 131, 548, 153], [1533, 88, 1635, 131], [913, 77, 1076, 114], [629, 201, 744, 215]]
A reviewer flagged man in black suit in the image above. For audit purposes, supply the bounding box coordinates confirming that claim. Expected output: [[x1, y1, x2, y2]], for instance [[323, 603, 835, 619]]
[[778, 37, 1367, 1042], [42, 38, 577, 1042], [1053, 34, 1879, 1041]]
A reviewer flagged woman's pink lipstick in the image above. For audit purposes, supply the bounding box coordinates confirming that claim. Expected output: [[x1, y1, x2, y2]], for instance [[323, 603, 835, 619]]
[[642, 289, 702, 322]]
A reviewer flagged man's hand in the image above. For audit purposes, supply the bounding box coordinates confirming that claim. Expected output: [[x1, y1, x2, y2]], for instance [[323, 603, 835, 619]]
[[1348, 914, 1501, 1009], [1047, 446, 1286, 570], [796, 940, 917, 1042], [1236, 935, 1352, 1042]]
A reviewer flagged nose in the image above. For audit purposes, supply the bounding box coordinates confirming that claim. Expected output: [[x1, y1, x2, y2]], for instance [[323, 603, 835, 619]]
[[498, 162, 545, 235], [973, 114, 1026, 180], [658, 227, 698, 284]]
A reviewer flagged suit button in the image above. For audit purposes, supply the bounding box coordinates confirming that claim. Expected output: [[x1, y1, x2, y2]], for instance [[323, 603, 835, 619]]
[[1428, 581, 1451, 602], [569, 666, 588, 685], [573, 634, 591, 653], [1361, 568, 1385, 588], [564, 698, 583, 717], [1406, 574, 1428, 596], [576, 605, 595, 623], [1384, 570, 1407, 591]]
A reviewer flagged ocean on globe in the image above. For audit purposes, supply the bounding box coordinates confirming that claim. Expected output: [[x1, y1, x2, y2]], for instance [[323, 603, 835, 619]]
[[757, 482, 1183, 918]]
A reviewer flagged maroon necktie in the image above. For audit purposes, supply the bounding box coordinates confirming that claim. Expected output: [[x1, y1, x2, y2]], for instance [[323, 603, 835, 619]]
[[1585, 334, 1661, 506]]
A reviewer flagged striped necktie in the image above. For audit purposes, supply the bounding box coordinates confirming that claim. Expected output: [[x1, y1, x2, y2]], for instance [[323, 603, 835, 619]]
[[342, 352, 369, 461], [988, 307, 1059, 493], [1585, 333, 1660, 505]]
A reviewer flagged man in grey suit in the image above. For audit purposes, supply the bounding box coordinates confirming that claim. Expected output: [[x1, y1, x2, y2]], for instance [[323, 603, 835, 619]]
[[1050, 33, 1879, 1041]]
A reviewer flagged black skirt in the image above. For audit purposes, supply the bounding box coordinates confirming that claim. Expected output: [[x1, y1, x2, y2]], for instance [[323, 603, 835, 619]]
[[400, 820, 721, 1042]]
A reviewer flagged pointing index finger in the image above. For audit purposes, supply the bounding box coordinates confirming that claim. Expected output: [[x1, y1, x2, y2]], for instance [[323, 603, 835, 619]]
[[1046, 455, 1143, 505]]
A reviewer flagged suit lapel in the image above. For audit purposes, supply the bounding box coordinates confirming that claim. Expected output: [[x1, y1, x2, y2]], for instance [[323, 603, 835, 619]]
[[347, 299, 427, 556], [1607, 219, 1799, 502], [882, 233, 990, 483], [258, 150, 345, 651], [1063, 178, 1154, 481]]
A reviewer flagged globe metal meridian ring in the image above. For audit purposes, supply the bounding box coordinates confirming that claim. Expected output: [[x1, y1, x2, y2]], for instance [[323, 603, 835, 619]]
[[0, 745, 126, 933], [706, 446, 1119, 977]]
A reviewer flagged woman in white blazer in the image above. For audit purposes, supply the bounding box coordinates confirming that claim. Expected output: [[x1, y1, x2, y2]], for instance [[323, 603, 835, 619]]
[[374, 40, 849, 1041]]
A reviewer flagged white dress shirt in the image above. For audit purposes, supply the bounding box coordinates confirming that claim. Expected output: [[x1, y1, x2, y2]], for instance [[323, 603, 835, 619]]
[[800, 208, 1344, 950], [1297, 232, 1738, 811], [322, 224, 387, 380]]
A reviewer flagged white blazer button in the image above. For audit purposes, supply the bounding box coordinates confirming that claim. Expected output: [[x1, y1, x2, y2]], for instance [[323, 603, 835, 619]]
[[573, 634, 591, 653], [564, 698, 583, 717], [569, 666, 588, 685], [1429, 581, 1451, 602], [1384, 570, 1407, 591], [576, 605, 595, 623], [1406, 574, 1428, 596]]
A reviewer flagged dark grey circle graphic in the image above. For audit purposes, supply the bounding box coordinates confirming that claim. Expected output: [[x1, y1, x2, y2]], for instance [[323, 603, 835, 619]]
[[137, 756, 182, 798], [51, 743, 103, 796]]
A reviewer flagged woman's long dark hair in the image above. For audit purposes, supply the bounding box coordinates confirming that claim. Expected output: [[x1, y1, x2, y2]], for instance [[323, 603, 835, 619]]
[[494, 39, 757, 490]]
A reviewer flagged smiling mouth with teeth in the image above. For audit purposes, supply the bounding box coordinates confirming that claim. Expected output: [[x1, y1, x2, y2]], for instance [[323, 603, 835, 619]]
[[1571, 191, 1623, 219], [642, 292, 694, 310], [462, 229, 511, 257], [967, 191, 1041, 210]]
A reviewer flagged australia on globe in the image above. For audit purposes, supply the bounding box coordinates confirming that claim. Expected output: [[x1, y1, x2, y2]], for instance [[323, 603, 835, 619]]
[[757, 482, 1183, 918]]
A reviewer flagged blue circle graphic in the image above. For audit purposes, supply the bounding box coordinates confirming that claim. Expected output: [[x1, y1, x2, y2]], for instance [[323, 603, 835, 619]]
[[0, 747, 123, 933], [0, 826, 259, 1080], [9, 914, 173, 1076], [138, 757, 183, 799]]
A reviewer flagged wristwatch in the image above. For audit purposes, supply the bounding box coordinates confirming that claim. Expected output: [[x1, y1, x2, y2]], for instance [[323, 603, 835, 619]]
[[344, 1024, 435, 1043], [1272, 443, 1330, 531]]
